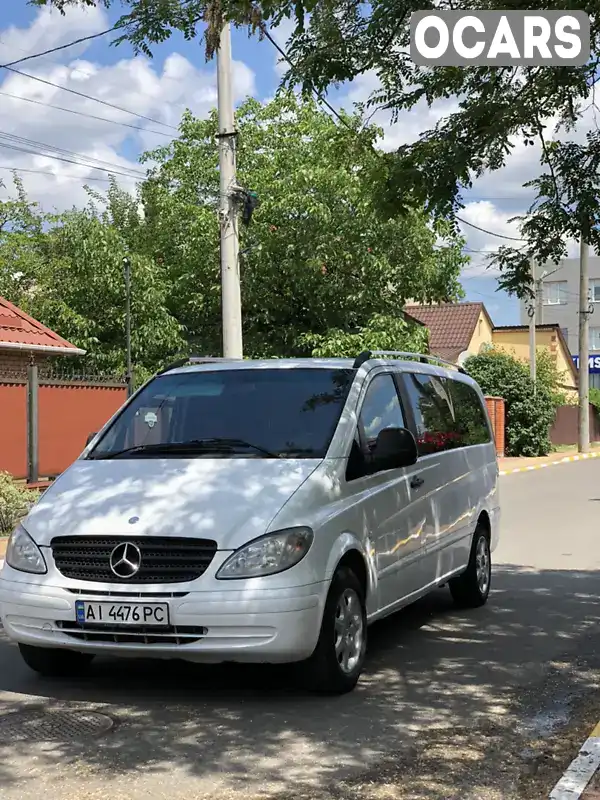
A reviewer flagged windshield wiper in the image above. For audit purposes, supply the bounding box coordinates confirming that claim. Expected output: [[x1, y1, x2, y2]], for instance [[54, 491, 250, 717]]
[[89, 438, 281, 460]]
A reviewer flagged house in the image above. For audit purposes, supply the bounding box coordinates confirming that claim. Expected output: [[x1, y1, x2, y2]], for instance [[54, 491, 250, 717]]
[[404, 301, 577, 394], [493, 323, 578, 395], [0, 296, 85, 373], [403, 302, 494, 363]]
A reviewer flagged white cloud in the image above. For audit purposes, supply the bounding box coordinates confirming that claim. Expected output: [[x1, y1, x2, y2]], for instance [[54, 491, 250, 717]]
[[0, 6, 256, 211]]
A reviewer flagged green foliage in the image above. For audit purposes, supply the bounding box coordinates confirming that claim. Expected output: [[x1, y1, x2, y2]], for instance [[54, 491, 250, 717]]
[[490, 135, 600, 298], [589, 388, 600, 412], [0, 472, 39, 535], [300, 313, 428, 358], [465, 349, 561, 458], [32, 0, 600, 228], [138, 93, 465, 357], [0, 94, 465, 372]]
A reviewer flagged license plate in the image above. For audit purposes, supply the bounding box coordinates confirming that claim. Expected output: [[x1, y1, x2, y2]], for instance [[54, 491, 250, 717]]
[[75, 600, 169, 627]]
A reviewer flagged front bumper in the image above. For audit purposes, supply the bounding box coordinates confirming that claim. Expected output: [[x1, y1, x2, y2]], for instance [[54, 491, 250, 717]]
[[0, 571, 326, 664]]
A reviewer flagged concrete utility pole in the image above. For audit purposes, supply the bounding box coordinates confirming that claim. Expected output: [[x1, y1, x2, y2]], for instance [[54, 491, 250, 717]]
[[216, 23, 243, 359], [528, 257, 537, 392], [578, 235, 590, 453]]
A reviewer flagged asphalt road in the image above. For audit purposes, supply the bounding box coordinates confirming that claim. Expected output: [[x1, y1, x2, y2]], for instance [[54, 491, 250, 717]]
[[1, 461, 600, 800]]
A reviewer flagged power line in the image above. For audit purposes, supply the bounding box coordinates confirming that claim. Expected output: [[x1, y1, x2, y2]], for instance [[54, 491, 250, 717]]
[[0, 27, 117, 69], [0, 143, 143, 181], [2, 65, 179, 133], [259, 24, 355, 130], [455, 215, 527, 242], [0, 129, 146, 177], [0, 165, 113, 182], [0, 90, 172, 138]]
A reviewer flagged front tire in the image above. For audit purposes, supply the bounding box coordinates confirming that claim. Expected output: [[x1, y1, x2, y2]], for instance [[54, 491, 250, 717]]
[[18, 644, 94, 677], [303, 565, 367, 694], [449, 524, 491, 608]]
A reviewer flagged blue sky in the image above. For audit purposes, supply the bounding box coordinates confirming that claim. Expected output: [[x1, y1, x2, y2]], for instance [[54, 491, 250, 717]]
[[4, 2, 585, 327]]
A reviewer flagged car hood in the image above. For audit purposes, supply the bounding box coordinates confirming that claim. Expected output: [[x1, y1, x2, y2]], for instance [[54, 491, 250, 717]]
[[24, 457, 321, 550]]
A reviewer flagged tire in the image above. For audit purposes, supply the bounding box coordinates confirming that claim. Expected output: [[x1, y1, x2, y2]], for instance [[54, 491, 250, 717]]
[[449, 524, 491, 608], [18, 644, 94, 677], [303, 565, 367, 694]]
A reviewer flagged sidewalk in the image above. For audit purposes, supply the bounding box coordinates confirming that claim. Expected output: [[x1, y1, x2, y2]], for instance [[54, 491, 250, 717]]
[[500, 447, 600, 475]]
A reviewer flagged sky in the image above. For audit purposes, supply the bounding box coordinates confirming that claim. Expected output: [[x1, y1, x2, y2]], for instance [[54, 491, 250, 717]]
[[0, 3, 591, 326]]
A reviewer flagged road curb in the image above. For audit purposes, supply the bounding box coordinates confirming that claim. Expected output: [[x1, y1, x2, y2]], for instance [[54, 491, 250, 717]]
[[499, 451, 600, 476], [549, 720, 600, 799]]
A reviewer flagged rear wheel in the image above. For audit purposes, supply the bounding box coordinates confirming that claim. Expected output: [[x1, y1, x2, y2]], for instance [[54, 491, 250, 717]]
[[18, 644, 94, 677], [449, 524, 491, 608], [303, 565, 367, 694]]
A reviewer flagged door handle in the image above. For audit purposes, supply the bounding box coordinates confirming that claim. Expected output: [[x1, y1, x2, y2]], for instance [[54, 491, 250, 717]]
[[410, 475, 424, 489]]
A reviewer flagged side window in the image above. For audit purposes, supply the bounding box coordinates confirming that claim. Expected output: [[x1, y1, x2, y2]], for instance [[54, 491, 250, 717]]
[[448, 380, 491, 446], [403, 373, 460, 455], [359, 374, 406, 455]]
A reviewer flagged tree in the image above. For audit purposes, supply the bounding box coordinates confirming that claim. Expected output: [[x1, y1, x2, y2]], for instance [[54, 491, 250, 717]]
[[465, 348, 563, 457], [490, 134, 600, 299], [137, 93, 467, 357], [0, 175, 185, 379], [33, 0, 600, 222]]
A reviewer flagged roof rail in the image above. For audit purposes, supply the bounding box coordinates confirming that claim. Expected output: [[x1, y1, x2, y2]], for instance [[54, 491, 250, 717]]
[[156, 355, 242, 375], [352, 350, 466, 374]]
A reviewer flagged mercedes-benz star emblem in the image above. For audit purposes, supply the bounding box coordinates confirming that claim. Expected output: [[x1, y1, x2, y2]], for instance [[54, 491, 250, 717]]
[[109, 542, 142, 579]]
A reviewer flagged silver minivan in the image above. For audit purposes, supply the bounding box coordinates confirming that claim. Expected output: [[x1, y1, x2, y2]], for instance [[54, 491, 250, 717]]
[[0, 351, 500, 693]]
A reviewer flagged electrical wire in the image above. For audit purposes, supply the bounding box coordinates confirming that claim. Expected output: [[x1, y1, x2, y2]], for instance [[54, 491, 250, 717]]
[[455, 215, 527, 242], [0, 27, 118, 69], [0, 143, 143, 181], [2, 65, 180, 133], [0, 129, 147, 177], [0, 90, 172, 138], [0, 165, 113, 182]]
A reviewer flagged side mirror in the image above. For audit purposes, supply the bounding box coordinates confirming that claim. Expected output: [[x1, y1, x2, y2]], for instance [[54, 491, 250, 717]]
[[86, 432, 97, 447], [371, 427, 418, 471]]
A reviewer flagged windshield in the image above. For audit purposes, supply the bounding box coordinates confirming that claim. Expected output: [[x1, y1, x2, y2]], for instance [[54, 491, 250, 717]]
[[88, 367, 355, 460]]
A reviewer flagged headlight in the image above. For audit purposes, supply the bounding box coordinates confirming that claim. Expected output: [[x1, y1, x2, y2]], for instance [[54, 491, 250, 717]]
[[6, 524, 47, 574], [216, 527, 314, 580]]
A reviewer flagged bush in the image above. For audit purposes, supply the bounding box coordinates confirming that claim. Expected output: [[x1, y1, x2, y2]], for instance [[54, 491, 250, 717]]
[[465, 349, 560, 457], [0, 472, 39, 535], [590, 387, 600, 412]]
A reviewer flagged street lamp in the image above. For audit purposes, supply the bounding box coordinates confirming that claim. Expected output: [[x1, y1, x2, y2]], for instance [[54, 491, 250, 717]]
[[122, 256, 133, 397]]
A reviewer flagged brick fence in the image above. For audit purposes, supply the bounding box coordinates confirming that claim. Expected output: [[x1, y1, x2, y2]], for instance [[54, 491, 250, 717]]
[[485, 396, 505, 458], [0, 368, 127, 481]]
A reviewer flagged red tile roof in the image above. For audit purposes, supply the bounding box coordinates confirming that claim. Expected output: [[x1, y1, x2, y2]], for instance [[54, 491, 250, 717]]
[[0, 296, 84, 355], [403, 302, 490, 362]]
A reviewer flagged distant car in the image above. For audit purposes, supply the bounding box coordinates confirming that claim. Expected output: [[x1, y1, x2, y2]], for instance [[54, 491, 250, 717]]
[[0, 351, 499, 694]]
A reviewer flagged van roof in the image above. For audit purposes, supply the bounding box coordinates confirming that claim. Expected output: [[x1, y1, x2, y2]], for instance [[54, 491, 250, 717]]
[[162, 356, 476, 385]]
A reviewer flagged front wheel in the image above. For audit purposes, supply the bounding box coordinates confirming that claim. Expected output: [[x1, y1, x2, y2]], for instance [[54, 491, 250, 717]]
[[18, 644, 95, 677], [449, 525, 491, 608], [302, 566, 367, 694]]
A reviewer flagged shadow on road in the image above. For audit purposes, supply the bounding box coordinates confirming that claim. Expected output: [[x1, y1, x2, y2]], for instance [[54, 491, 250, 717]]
[[0, 565, 599, 799]]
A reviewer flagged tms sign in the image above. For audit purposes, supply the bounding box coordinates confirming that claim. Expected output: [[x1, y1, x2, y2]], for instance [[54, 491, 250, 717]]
[[573, 355, 600, 374], [410, 11, 590, 66]]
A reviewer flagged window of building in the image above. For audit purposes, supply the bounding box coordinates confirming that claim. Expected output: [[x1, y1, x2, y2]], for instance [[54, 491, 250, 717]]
[[544, 281, 568, 305], [590, 327, 600, 351], [590, 280, 600, 303]]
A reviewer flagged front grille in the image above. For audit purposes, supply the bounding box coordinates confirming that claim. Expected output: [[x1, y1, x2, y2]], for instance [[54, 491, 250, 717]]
[[51, 536, 218, 584], [56, 621, 206, 645]]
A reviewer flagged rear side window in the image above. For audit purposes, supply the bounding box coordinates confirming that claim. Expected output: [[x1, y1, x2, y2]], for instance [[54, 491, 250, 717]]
[[403, 373, 460, 455], [447, 379, 491, 446]]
